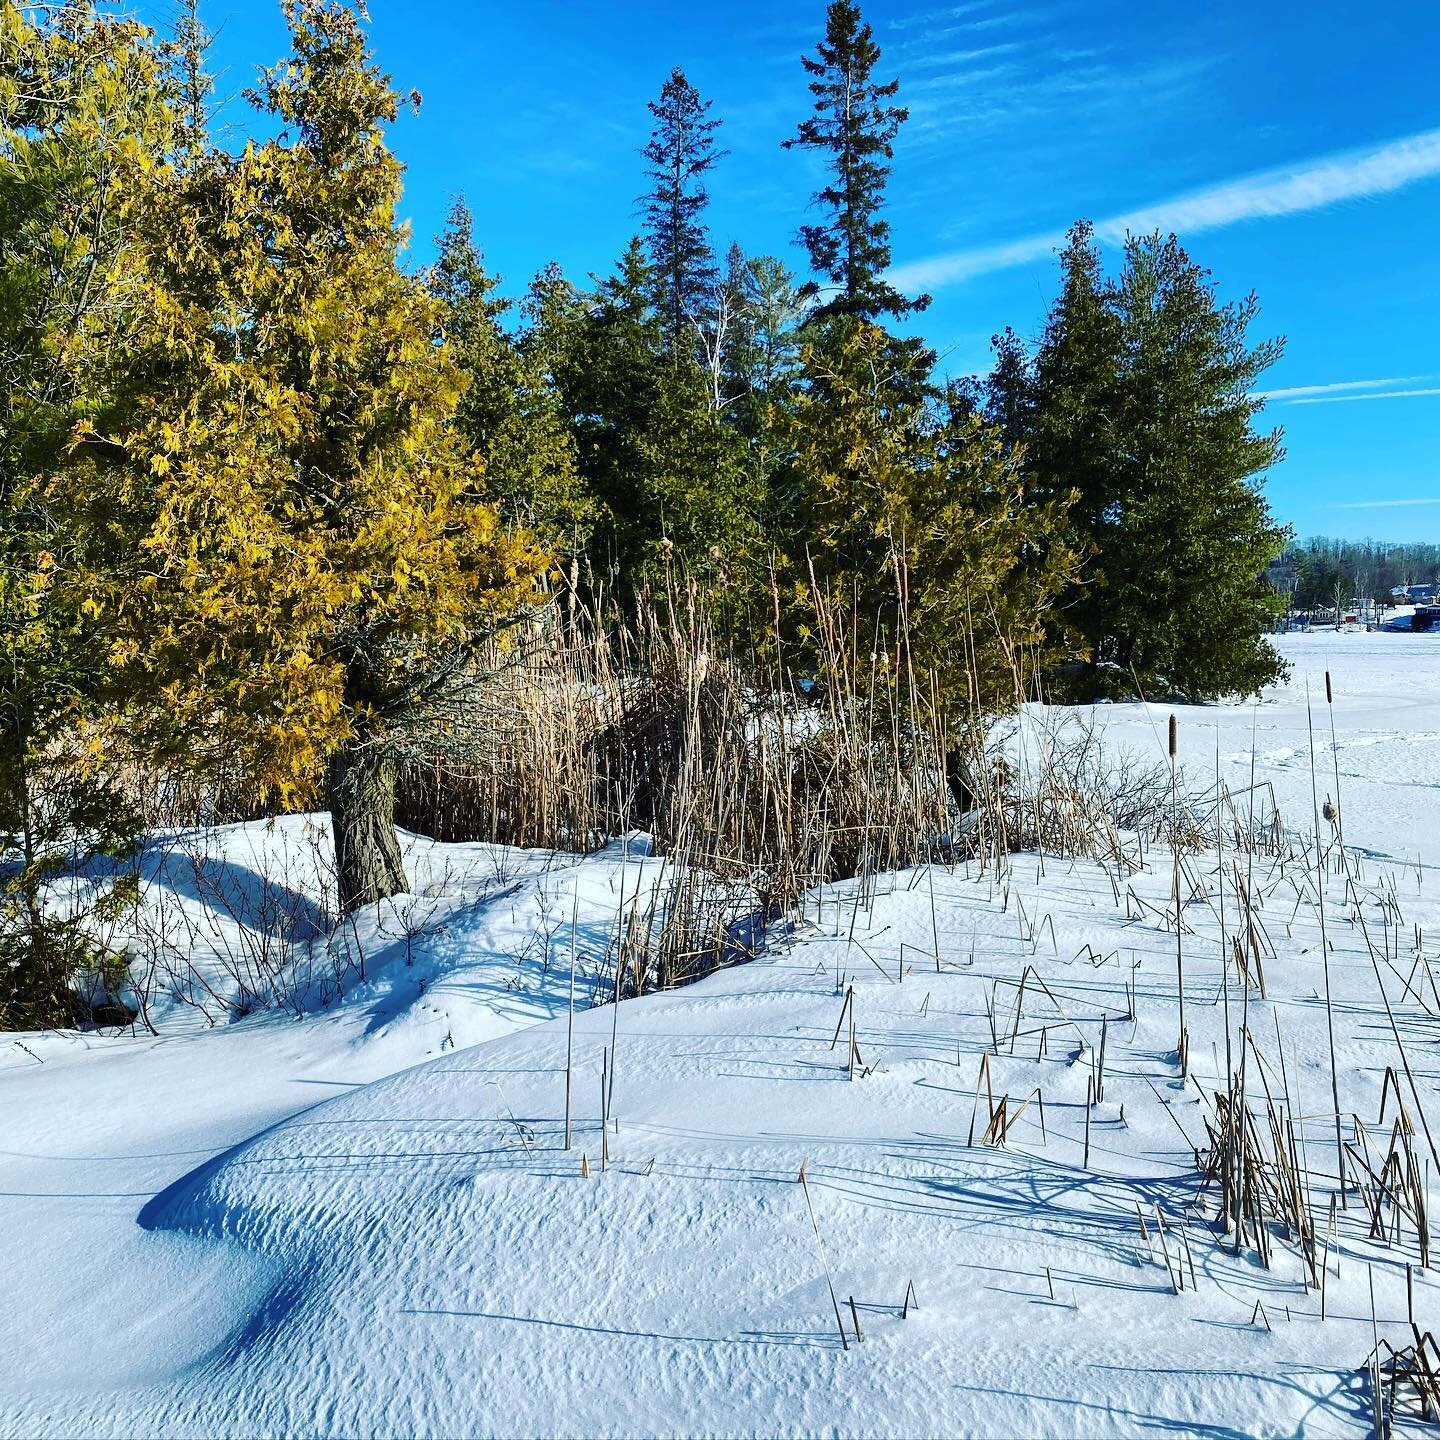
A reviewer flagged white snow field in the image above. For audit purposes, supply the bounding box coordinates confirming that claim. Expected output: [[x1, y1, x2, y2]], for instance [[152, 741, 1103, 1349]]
[[1089, 626, 1440, 869], [3, 630, 1439, 1438]]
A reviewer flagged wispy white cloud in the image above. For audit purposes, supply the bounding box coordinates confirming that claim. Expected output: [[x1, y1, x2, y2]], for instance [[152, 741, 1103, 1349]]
[[1330, 497, 1440, 509], [888, 2, 1004, 33], [906, 42, 1023, 72], [1288, 388, 1440, 405], [1258, 377, 1423, 400], [962, 11, 1051, 32], [893, 232, 1059, 283], [890, 126, 1440, 292]]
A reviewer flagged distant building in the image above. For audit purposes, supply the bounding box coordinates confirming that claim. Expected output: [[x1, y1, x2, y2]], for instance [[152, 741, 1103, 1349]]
[[1392, 583, 1439, 603]]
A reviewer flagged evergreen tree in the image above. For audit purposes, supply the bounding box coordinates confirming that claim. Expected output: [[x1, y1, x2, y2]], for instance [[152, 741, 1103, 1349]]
[[0, 1, 170, 1025], [542, 239, 760, 604], [1293, 547, 1346, 612], [1026, 225, 1287, 698], [710, 247, 804, 506], [1028, 222, 1122, 515], [783, 0, 926, 321], [660, 243, 806, 586], [1102, 233, 1287, 696], [980, 327, 1034, 452], [164, 0, 214, 159], [781, 318, 1078, 766], [1025, 221, 1123, 683], [429, 198, 592, 551], [60, 0, 547, 912], [723, 249, 806, 408], [640, 68, 725, 354]]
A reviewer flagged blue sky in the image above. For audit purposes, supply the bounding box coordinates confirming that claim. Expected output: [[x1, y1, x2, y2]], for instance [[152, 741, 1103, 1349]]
[[149, 0, 1439, 542]]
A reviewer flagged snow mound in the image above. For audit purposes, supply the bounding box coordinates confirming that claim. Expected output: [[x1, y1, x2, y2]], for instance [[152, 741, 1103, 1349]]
[[114, 850, 1423, 1437], [102, 819, 676, 1058], [7, 629, 1440, 1438]]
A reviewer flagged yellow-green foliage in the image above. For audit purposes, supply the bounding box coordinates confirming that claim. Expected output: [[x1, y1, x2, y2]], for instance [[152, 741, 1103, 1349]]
[[0, 1, 171, 1024], [783, 318, 1079, 720], [60, 1, 547, 806]]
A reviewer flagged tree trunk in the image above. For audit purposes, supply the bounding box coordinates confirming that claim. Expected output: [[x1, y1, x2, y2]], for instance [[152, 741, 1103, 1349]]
[[326, 739, 408, 913], [944, 743, 976, 815]]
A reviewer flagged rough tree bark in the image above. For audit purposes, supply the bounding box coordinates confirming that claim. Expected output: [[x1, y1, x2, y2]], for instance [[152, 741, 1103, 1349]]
[[326, 737, 408, 913], [944, 743, 976, 816]]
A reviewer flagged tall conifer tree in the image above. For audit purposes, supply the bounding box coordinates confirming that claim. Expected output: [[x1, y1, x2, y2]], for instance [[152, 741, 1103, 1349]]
[[1102, 233, 1287, 696], [62, 0, 547, 911], [783, 1, 926, 321], [1026, 221, 1123, 667], [640, 68, 725, 354], [1026, 224, 1287, 698]]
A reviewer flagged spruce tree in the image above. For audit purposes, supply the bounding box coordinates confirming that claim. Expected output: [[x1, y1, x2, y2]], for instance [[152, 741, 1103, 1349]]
[[783, 0, 926, 321], [1021, 221, 1123, 682], [1026, 224, 1287, 699], [429, 198, 592, 551], [640, 68, 725, 354], [1102, 233, 1287, 697], [1028, 222, 1122, 515]]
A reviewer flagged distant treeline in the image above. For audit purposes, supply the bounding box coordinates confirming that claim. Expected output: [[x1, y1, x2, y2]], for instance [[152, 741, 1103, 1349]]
[[1271, 539, 1440, 609]]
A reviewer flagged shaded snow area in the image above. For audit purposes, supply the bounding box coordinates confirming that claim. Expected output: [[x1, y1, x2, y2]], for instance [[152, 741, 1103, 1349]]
[[4, 630, 1440, 1438]]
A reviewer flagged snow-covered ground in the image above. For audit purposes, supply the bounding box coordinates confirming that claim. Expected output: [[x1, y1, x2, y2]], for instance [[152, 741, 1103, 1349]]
[[1087, 629, 1440, 868], [3, 630, 1438, 1437]]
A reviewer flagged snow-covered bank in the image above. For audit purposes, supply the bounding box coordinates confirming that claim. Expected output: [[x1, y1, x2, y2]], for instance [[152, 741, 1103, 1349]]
[[3, 626, 1439, 1438], [1, 834, 696, 1431], [88, 820, 669, 1037]]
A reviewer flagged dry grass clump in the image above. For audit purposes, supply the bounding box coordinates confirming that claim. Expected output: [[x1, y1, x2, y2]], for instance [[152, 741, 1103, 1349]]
[[963, 711, 1208, 865], [392, 580, 957, 915], [387, 585, 1208, 906]]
